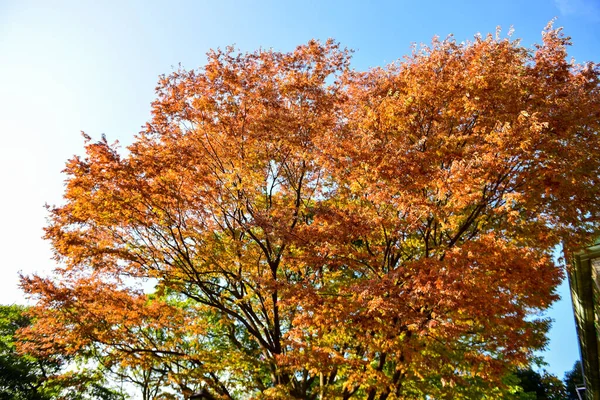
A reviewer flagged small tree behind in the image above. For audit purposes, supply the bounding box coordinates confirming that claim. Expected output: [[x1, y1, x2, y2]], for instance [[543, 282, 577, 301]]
[[0, 304, 123, 400], [565, 360, 585, 400]]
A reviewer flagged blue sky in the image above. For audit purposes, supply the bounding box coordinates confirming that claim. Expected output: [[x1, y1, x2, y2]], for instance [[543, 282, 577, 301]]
[[1, 0, 599, 380]]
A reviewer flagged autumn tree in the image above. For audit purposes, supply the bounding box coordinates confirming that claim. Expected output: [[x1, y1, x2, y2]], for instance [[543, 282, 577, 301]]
[[20, 23, 600, 399]]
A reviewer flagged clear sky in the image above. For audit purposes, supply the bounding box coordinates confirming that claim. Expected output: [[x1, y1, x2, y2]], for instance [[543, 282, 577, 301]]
[[1, 0, 599, 380]]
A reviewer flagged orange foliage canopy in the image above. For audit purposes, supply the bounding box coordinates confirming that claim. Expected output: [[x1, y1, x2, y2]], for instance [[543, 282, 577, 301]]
[[21, 24, 600, 399]]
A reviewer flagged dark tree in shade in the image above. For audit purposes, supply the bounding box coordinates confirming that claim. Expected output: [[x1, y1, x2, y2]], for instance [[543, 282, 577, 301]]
[[0, 304, 123, 400], [565, 361, 585, 400]]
